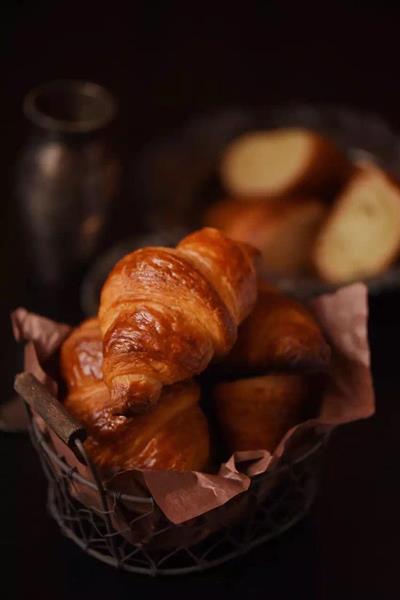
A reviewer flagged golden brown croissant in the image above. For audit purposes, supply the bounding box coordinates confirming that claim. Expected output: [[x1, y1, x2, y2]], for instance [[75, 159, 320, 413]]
[[69, 380, 210, 473], [60, 317, 129, 436], [98, 227, 258, 414], [221, 282, 330, 375], [60, 319, 210, 473], [60, 317, 103, 390], [214, 374, 311, 453], [204, 197, 327, 275]]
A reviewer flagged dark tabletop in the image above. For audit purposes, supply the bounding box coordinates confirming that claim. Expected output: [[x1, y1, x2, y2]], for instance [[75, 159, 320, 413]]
[[2, 3, 400, 599]]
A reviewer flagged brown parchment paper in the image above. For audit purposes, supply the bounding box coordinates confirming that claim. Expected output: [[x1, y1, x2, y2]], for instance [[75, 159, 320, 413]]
[[12, 283, 374, 527]]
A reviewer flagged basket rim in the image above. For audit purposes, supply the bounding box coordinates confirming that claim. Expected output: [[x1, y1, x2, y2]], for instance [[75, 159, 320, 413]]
[[47, 482, 316, 576], [31, 413, 326, 508]]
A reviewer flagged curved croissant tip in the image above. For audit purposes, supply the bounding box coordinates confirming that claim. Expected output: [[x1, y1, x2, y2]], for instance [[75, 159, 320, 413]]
[[110, 376, 162, 415]]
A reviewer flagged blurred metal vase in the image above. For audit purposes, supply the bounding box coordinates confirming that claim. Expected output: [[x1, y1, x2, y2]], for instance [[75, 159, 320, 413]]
[[16, 80, 121, 286]]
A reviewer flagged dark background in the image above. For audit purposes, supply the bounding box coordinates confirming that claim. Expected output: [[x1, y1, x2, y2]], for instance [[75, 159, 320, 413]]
[[1, 2, 400, 598]]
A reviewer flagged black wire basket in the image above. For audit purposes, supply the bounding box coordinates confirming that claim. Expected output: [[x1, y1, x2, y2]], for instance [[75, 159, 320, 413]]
[[16, 373, 327, 577]]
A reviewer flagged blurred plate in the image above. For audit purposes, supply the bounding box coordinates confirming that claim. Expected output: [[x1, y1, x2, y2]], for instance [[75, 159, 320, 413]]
[[82, 105, 400, 315], [130, 104, 400, 297]]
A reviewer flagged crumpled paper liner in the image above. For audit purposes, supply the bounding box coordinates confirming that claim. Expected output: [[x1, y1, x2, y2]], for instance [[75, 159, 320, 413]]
[[12, 283, 374, 537]]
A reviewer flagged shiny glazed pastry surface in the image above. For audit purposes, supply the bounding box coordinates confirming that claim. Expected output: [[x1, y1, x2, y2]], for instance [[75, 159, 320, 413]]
[[213, 282, 328, 453], [60, 319, 210, 473], [59, 227, 330, 468], [98, 227, 257, 414], [222, 282, 330, 374], [60, 317, 103, 389], [82, 380, 210, 473]]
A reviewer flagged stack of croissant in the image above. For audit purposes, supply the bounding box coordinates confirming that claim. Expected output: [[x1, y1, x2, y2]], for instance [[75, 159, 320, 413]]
[[60, 227, 331, 475]]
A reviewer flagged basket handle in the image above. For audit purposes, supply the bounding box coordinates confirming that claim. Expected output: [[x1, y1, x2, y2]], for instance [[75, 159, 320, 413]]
[[14, 373, 87, 450]]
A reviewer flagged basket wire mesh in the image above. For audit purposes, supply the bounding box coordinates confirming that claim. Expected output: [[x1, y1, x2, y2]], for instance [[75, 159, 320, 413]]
[[27, 404, 326, 576]]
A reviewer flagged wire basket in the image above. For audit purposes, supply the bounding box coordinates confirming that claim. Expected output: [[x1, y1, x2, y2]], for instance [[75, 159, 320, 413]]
[[17, 373, 327, 576]]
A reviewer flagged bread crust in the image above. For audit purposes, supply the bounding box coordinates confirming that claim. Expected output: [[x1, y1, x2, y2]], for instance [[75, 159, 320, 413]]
[[61, 319, 210, 473], [313, 162, 400, 283], [214, 373, 310, 453], [98, 227, 257, 414], [220, 282, 330, 375], [205, 198, 327, 275], [220, 128, 352, 200]]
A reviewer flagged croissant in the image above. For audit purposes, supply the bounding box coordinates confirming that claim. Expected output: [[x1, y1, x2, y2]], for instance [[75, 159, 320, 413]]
[[221, 282, 330, 375], [214, 374, 312, 453], [220, 128, 351, 200], [60, 317, 103, 390], [98, 227, 258, 414], [60, 318, 127, 436], [204, 197, 327, 275], [60, 319, 210, 473]]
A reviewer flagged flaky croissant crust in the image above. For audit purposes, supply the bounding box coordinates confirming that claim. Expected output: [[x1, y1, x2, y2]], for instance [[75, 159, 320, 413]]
[[222, 282, 331, 375], [213, 282, 329, 453], [60, 317, 103, 390], [60, 319, 211, 473], [98, 227, 257, 414]]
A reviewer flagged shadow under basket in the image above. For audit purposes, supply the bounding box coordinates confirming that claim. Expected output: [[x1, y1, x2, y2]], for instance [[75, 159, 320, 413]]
[[20, 375, 326, 576]]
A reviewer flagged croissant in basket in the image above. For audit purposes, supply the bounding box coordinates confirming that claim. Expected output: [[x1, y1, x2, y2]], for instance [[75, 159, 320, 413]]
[[98, 227, 258, 415], [214, 374, 313, 453], [220, 282, 331, 375], [60, 319, 211, 473], [213, 284, 329, 453]]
